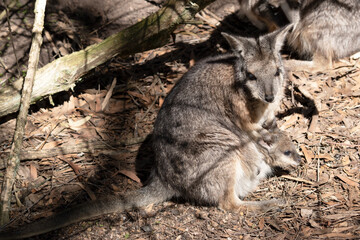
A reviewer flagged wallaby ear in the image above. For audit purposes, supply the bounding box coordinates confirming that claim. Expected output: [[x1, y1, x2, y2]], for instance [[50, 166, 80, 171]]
[[221, 32, 248, 53], [269, 23, 294, 52]]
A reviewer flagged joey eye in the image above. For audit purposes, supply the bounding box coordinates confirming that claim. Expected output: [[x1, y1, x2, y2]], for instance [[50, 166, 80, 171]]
[[274, 68, 281, 77], [246, 71, 257, 80], [284, 151, 292, 156]]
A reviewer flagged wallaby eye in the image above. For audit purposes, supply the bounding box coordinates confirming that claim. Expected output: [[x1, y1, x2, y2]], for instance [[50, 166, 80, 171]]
[[274, 68, 281, 77], [246, 71, 257, 80], [284, 150, 292, 156]]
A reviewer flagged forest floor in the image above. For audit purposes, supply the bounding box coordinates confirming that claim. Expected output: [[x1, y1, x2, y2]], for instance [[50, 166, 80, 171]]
[[0, 0, 359, 239]]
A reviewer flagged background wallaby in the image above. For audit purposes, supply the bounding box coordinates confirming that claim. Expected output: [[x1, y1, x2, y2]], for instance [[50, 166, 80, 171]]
[[285, 0, 360, 71], [238, 0, 360, 72], [0, 27, 294, 239], [0, 129, 300, 240]]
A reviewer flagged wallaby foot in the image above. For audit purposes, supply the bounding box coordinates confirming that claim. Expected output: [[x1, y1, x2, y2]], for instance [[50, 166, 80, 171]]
[[219, 189, 286, 212], [220, 196, 285, 212]]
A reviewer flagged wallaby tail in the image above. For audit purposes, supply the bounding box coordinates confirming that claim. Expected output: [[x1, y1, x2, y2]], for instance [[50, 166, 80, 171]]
[[0, 176, 173, 240]]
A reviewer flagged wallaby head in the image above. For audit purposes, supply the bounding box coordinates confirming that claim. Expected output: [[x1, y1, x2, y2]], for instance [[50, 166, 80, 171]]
[[221, 24, 292, 104], [259, 130, 301, 171]]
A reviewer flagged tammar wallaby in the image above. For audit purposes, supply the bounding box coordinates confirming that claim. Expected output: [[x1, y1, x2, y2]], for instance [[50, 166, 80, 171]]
[[239, 0, 360, 72], [0, 26, 296, 239], [285, 0, 360, 72]]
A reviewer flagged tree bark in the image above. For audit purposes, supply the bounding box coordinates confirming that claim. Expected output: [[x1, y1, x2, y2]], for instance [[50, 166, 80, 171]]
[[0, 0, 216, 118]]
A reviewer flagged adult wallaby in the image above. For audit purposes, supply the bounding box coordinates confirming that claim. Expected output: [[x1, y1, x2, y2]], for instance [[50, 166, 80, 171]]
[[285, 0, 360, 72], [0, 25, 296, 239]]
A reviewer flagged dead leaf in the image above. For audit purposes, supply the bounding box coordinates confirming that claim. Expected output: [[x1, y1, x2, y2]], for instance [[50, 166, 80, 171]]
[[58, 157, 82, 176], [27, 192, 45, 205], [127, 90, 151, 105], [17, 166, 30, 180], [258, 217, 265, 230], [309, 219, 322, 229], [119, 169, 141, 184], [81, 93, 97, 111], [300, 145, 314, 163], [95, 92, 102, 112], [323, 211, 359, 220], [336, 174, 359, 187], [68, 116, 92, 130], [301, 208, 313, 218], [29, 163, 37, 180], [316, 153, 334, 162], [308, 115, 319, 133], [101, 78, 117, 111], [342, 156, 351, 166], [279, 114, 299, 130], [111, 184, 121, 192], [159, 97, 164, 107], [43, 141, 62, 150], [319, 233, 358, 239], [332, 226, 360, 233], [104, 99, 127, 114]]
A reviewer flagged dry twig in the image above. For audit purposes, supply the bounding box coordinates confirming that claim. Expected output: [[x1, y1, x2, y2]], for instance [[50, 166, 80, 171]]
[[0, 0, 47, 225]]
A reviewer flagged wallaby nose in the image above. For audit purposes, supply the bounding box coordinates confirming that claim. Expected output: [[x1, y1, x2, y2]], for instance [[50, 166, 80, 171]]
[[265, 95, 274, 103]]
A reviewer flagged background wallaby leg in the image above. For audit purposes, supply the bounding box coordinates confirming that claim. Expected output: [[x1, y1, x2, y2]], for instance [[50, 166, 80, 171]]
[[240, 198, 286, 211], [284, 53, 333, 73]]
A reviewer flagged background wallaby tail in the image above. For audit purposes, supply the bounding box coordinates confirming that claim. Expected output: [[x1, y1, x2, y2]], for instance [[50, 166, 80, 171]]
[[0, 176, 173, 240]]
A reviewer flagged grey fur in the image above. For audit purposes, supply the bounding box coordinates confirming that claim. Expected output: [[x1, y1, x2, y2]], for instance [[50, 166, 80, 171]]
[[0, 27, 298, 239], [239, 0, 360, 70], [287, 0, 360, 61]]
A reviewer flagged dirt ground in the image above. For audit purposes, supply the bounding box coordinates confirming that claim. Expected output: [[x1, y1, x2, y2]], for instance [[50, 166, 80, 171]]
[[0, 0, 359, 239]]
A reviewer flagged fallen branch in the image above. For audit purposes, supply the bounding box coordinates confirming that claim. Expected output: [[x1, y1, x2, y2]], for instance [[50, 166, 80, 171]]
[[0, 138, 146, 170], [0, 0, 216, 118]]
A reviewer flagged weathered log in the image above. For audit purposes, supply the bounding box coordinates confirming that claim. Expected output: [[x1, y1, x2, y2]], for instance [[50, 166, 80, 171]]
[[0, 0, 216, 118], [0, 138, 146, 170]]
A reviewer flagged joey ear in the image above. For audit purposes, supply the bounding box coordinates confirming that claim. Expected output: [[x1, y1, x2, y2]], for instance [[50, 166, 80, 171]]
[[258, 139, 272, 151], [221, 32, 248, 53], [269, 23, 294, 52], [258, 130, 280, 150]]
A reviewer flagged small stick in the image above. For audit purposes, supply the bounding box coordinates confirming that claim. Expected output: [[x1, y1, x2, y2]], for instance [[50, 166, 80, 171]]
[[280, 175, 314, 185], [0, 0, 47, 225], [316, 136, 323, 182]]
